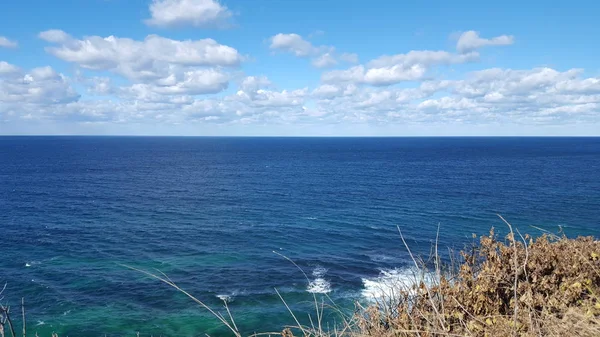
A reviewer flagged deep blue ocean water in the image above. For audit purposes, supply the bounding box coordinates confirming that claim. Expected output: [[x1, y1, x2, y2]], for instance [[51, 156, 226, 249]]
[[1, 137, 599, 336]]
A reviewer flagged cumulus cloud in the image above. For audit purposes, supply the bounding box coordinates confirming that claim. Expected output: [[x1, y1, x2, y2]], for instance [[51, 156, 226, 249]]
[[4, 27, 598, 133], [312, 84, 343, 98], [456, 31, 514, 53], [39, 30, 242, 96], [3, 65, 600, 129], [87, 77, 114, 95], [339, 53, 359, 64], [0, 63, 79, 106], [270, 33, 322, 57], [314, 66, 600, 125], [233, 76, 308, 108], [322, 64, 426, 86], [417, 67, 600, 122], [123, 68, 230, 96], [239, 76, 271, 92], [269, 33, 356, 68], [145, 0, 232, 28], [312, 53, 337, 68], [0, 36, 18, 48], [368, 50, 478, 68], [0, 61, 21, 75], [39, 30, 242, 70], [323, 49, 480, 86], [322, 30, 513, 87]]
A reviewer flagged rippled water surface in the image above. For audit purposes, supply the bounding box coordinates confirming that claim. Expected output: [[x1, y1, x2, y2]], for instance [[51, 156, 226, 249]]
[[1, 137, 599, 336]]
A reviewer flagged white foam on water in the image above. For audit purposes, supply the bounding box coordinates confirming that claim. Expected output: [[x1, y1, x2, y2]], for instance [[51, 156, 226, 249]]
[[307, 266, 332, 294], [216, 294, 233, 302], [362, 268, 433, 301], [216, 291, 239, 303], [25, 263, 31, 267], [36, 321, 45, 326], [307, 278, 332, 294], [312, 266, 328, 277]]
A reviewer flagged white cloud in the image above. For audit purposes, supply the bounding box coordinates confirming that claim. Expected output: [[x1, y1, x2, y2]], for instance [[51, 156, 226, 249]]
[[456, 31, 514, 53], [312, 84, 342, 98], [145, 0, 232, 28], [0, 64, 79, 105], [364, 64, 427, 85], [38, 30, 71, 43], [320, 30, 513, 87], [40, 31, 242, 71], [87, 77, 114, 95], [3, 65, 599, 130], [314, 66, 600, 126], [269, 33, 356, 68], [270, 33, 324, 57], [39, 30, 242, 96], [0, 61, 21, 75], [233, 80, 308, 108], [3, 27, 599, 134], [322, 64, 426, 85], [324, 49, 480, 86], [368, 50, 478, 68], [0, 36, 17, 48], [321, 66, 366, 84], [312, 53, 337, 68], [122, 68, 229, 95], [339, 53, 359, 64], [239, 75, 271, 93]]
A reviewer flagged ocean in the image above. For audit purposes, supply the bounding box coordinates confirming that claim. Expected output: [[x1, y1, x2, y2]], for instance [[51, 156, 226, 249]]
[[1, 137, 599, 336]]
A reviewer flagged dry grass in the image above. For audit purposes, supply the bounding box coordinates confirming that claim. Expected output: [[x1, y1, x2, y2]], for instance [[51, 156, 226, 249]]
[[351, 221, 600, 337], [3, 218, 600, 337]]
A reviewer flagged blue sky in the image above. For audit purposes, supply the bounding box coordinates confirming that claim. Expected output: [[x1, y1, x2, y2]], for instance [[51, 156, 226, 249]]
[[0, 0, 599, 136]]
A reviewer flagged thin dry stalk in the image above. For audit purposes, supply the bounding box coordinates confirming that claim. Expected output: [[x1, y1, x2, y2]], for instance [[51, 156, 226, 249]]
[[121, 264, 241, 337], [397, 226, 447, 333], [274, 288, 308, 336], [20, 299, 24, 337], [497, 214, 519, 337]]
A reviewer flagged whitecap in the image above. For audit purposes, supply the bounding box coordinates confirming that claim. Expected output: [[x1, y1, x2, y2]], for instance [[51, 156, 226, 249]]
[[216, 294, 232, 302], [216, 291, 238, 303], [307, 266, 332, 294], [361, 268, 434, 301], [25, 261, 40, 267], [312, 266, 328, 277], [307, 278, 332, 294], [368, 254, 395, 263], [36, 321, 45, 326]]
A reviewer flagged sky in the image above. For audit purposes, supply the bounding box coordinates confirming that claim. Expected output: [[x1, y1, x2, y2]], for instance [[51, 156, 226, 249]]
[[0, 0, 599, 136]]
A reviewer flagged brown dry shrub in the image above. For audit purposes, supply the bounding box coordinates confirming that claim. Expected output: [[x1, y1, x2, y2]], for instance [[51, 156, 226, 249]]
[[353, 230, 600, 337]]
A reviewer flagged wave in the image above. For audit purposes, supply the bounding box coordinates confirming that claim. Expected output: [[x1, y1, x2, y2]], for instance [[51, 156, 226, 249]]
[[362, 268, 435, 301], [216, 294, 234, 302], [307, 278, 331, 294], [307, 266, 332, 294]]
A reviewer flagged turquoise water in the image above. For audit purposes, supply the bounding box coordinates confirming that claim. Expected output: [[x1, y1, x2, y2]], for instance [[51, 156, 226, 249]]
[[1, 137, 599, 336]]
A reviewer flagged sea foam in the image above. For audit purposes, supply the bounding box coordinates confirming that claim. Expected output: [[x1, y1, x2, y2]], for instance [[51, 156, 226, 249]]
[[362, 268, 434, 301], [307, 266, 332, 294], [216, 291, 239, 303]]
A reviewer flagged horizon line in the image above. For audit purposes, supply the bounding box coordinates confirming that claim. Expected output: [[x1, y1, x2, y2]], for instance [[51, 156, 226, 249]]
[[1, 135, 599, 138]]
